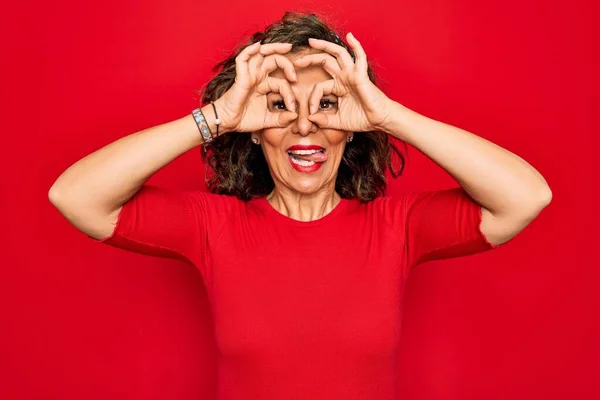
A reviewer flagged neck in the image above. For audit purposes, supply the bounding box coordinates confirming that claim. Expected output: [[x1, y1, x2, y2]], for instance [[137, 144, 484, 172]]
[[266, 186, 341, 222]]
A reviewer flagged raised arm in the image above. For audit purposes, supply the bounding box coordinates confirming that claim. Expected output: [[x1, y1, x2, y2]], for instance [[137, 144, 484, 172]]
[[379, 102, 552, 247], [48, 111, 210, 240], [299, 33, 552, 248], [49, 42, 299, 241]]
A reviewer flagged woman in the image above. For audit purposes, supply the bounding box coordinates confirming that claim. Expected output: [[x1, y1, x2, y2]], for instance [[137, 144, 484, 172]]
[[49, 12, 551, 399]]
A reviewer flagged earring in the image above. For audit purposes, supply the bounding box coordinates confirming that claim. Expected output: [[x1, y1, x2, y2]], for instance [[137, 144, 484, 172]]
[[347, 135, 354, 143], [251, 137, 259, 145]]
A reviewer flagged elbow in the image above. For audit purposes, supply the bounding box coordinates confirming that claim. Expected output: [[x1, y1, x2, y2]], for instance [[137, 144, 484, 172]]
[[48, 181, 70, 210], [535, 182, 553, 210], [48, 184, 59, 203], [48, 174, 79, 208], [522, 185, 552, 218], [48, 171, 67, 206], [48, 184, 74, 227], [524, 169, 553, 212], [48, 182, 76, 213], [504, 184, 552, 220], [524, 175, 552, 212], [540, 186, 553, 208], [48, 184, 62, 208]]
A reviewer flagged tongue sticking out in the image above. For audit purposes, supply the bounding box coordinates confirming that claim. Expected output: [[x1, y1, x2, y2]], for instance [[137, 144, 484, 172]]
[[293, 152, 328, 163]]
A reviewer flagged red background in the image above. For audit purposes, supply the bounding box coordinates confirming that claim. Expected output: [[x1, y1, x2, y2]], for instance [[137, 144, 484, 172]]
[[2, 0, 598, 399]]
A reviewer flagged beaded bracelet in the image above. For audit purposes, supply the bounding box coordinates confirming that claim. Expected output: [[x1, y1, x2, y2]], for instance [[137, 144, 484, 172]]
[[211, 101, 221, 136], [191, 107, 213, 146]]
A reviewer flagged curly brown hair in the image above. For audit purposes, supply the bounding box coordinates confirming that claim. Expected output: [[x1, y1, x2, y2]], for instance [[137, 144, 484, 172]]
[[198, 11, 405, 202]]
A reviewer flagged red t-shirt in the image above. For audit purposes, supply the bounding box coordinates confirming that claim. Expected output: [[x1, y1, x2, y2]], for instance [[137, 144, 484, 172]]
[[100, 185, 495, 399]]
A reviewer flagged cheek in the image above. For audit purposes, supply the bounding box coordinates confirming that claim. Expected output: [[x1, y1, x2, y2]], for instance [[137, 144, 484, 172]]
[[260, 129, 284, 148], [325, 130, 349, 155], [326, 130, 348, 144], [260, 135, 287, 171], [263, 147, 283, 167], [260, 131, 283, 156]]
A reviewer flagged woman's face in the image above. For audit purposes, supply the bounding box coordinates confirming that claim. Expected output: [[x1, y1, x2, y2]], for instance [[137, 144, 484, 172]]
[[257, 52, 350, 196]]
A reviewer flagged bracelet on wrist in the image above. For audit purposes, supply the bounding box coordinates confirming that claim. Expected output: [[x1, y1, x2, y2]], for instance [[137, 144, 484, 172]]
[[211, 101, 221, 136], [191, 107, 213, 150]]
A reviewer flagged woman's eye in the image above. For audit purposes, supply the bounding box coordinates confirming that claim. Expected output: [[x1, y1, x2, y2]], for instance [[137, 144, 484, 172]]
[[272, 100, 287, 110], [320, 99, 337, 110]]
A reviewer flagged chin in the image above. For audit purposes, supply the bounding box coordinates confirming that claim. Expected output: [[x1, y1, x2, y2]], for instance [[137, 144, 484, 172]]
[[288, 178, 323, 195], [290, 179, 320, 194]]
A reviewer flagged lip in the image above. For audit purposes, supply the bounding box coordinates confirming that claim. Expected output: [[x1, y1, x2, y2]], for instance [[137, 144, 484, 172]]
[[287, 155, 324, 173], [286, 144, 325, 151], [286, 144, 326, 173]]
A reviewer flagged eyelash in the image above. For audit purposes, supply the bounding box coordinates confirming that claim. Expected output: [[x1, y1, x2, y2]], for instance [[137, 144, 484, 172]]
[[272, 100, 286, 110], [272, 99, 337, 110], [319, 99, 337, 109]]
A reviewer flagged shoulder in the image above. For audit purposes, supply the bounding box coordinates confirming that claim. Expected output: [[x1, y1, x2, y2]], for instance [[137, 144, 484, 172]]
[[186, 190, 245, 217], [354, 188, 474, 227], [362, 194, 410, 221], [188, 190, 242, 205], [129, 188, 247, 230], [345, 195, 410, 235]]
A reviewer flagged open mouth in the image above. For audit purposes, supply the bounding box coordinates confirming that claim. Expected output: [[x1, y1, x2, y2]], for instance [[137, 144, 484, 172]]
[[287, 148, 326, 167], [286, 145, 328, 172]]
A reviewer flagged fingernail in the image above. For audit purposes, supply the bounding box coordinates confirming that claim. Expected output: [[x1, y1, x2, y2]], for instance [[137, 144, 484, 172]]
[[310, 105, 316, 114], [292, 71, 297, 81]]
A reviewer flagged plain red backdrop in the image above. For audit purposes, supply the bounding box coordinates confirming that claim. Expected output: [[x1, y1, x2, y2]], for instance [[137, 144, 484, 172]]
[[2, 0, 598, 399]]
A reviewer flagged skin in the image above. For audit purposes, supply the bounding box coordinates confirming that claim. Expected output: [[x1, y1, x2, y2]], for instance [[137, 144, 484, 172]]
[[258, 57, 351, 221], [212, 42, 358, 221], [48, 33, 552, 247], [221, 33, 552, 245]]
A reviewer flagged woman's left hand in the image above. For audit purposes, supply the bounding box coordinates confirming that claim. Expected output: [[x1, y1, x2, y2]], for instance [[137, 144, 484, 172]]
[[293, 33, 394, 133]]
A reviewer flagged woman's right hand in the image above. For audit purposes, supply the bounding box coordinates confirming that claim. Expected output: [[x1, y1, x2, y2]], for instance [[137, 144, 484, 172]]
[[213, 42, 299, 133]]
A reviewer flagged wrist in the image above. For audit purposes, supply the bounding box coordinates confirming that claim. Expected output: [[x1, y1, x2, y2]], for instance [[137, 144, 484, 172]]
[[199, 103, 226, 136], [207, 98, 236, 135], [194, 99, 233, 138], [376, 101, 413, 138]]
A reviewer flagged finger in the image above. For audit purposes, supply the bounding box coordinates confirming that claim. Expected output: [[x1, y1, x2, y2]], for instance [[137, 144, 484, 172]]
[[258, 77, 297, 113], [293, 53, 341, 77], [346, 32, 368, 72], [307, 113, 331, 129], [266, 111, 298, 128], [247, 52, 264, 77], [261, 54, 297, 82], [308, 38, 354, 70], [235, 42, 261, 82], [308, 80, 335, 114], [258, 42, 293, 56]]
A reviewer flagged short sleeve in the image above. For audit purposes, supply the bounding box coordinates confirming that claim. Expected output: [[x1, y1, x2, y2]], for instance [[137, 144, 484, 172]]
[[401, 187, 496, 267], [97, 185, 211, 268]]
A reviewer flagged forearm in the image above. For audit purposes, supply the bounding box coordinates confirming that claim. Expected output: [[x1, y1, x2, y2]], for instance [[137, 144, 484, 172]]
[[49, 105, 217, 214], [381, 101, 552, 216]]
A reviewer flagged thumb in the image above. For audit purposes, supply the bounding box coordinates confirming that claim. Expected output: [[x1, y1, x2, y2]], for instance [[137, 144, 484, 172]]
[[307, 113, 331, 129], [266, 111, 298, 128]]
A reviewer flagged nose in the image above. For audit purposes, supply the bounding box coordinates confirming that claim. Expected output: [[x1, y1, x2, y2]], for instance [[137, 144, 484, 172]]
[[290, 100, 318, 136]]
